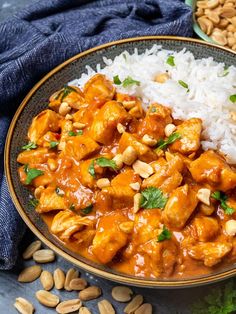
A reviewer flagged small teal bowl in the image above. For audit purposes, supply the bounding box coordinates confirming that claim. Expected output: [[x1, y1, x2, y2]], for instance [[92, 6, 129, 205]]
[[185, 0, 217, 44]]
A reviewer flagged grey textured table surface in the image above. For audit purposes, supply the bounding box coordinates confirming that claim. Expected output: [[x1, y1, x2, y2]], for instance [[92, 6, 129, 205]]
[[0, 0, 233, 313]]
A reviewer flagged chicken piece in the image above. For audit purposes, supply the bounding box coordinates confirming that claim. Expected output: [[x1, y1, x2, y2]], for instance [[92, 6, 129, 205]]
[[49, 85, 85, 111], [89, 101, 130, 145], [162, 184, 199, 229], [37, 131, 60, 148], [102, 170, 138, 209], [193, 217, 219, 242], [51, 210, 94, 240], [137, 238, 178, 277], [170, 118, 202, 155], [116, 93, 143, 119], [28, 109, 60, 144], [58, 120, 73, 151], [18, 164, 53, 187], [64, 135, 100, 161], [83, 74, 115, 107], [137, 103, 172, 140], [189, 150, 236, 192], [92, 212, 128, 264], [119, 132, 156, 162], [188, 242, 232, 267], [17, 147, 56, 165], [142, 153, 183, 193], [36, 187, 68, 213], [78, 160, 96, 188]]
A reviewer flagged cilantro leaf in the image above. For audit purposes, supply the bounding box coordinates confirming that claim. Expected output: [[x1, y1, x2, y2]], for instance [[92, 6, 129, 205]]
[[166, 55, 175, 67], [24, 164, 44, 185], [192, 280, 236, 314], [156, 132, 181, 150], [88, 160, 95, 178], [140, 187, 168, 209], [61, 85, 78, 101], [178, 80, 189, 92], [50, 141, 59, 148], [95, 157, 117, 170], [157, 225, 172, 242], [122, 76, 140, 88], [29, 198, 39, 208], [229, 94, 236, 103], [113, 75, 140, 88], [219, 65, 229, 77], [113, 75, 122, 85], [81, 204, 93, 216], [212, 191, 235, 215], [68, 130, 83, 136], [22, 142, 37, 151]]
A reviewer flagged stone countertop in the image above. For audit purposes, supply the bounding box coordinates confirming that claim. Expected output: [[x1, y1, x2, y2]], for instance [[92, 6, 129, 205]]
[[0, 0, 232, 313]]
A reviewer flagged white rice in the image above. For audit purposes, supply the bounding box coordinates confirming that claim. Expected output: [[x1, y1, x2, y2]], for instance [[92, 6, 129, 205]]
[[70, 45, 236, 164]]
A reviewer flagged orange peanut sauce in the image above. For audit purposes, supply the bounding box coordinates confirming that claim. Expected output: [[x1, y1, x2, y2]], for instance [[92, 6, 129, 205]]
[[17, 74, 236, 279]]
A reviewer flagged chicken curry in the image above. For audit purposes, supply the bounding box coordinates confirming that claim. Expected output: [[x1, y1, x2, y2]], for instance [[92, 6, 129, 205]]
[[17, 74, 236, 279]]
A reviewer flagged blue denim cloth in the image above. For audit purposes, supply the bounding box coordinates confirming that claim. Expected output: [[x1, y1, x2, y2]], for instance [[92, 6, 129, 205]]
[[0, 0, 192, 269]]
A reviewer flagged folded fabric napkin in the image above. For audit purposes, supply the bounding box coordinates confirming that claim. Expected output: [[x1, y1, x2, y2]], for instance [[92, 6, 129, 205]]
[[0, 0, 192, 269]]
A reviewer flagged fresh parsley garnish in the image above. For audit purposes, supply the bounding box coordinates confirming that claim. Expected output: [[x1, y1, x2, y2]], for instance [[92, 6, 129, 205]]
[[166, 55, 175, 67], [29, 198, 39, 208], [140, 187, 168, 209], [50, 141, 59, 148], [22, 142, 37, 151], [88, 160, 96, 178], [24, 164, 44, 185], [212, 191, 235, 215], [229, 94, 236, 103], [192, 280, 236, 314], [88, 157, 117, 178], [219, 65, 229, 77], [156, 132, 181, 151], [123, 76, 140, 87], [157, 225, 172, 242], [113, 75, 140, 88], [55, 85, 78, 101], [113, 75, 122, 85], [151, 107, 157, 113], [178, 80, 189, 92], [68, 130, 83, 136], [95, 157, 117, 170], [81, 204, 93, 216], [55, 187, 65, 197]]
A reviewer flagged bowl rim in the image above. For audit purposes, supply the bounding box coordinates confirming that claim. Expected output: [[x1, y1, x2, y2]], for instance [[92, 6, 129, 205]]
[[4, 35, 236, 288]]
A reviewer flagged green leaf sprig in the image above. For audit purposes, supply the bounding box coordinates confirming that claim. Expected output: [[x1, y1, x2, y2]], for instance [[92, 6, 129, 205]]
[[24, 164, 44, 185], [113, 75, 140, 88], [140, 187, 168, 210], [56, 85, 78, 101], [156, 132, 181, 151], [88, 157, 117, 178], [178, 80, 189, 92], [229, 94, 236, 103], [157, 225, 172, 242], [192, 280, 236, 314], [68, 130, 83, 136], [28, 198, 39, 208], [50, 141, 59, 148], [166, 55, 175, 67], [22, 142, 37, 151], [211, 191, 235, 215], [81, 204, 93, 216]]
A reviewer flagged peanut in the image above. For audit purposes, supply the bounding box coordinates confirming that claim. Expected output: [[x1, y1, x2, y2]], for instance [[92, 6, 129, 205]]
[[111, 286, 133, 302], [22, 240, 41, 260], [14, 297, 34, 314], [79, 286, 102, 301], [35, 290, 60, 308], [18, 265, 42, 283], [54, 268, 65, 290]]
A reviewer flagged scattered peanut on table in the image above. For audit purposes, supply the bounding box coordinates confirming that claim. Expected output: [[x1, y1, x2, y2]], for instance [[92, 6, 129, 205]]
[[14, 240, 153, 313]]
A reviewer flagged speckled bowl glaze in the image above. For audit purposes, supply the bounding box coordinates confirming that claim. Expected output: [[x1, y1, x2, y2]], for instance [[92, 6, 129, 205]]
[[5, 36, 236, 288]]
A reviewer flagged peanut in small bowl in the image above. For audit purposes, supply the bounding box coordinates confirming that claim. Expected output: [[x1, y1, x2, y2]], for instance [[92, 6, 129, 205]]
[[186, 0, 236, 51]]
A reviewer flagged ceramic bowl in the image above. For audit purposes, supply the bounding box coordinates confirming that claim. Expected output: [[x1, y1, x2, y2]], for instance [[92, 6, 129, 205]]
[[5, 36, 236, 288], [185, 0, 217, 44]]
